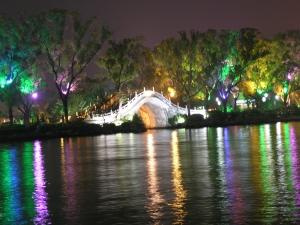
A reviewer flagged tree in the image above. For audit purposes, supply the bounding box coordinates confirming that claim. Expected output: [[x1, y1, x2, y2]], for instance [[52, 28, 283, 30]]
[[198, 29, 219, 110], [239, 37, 272, 108], [272, 30, 300, 112], [96, 36, 145, 118], [0, 13, 39, 125], [16, 64, 46, 127], [207, 28, 263, 113], [30, 9, 111, 123], [153, 30, 206, 116]]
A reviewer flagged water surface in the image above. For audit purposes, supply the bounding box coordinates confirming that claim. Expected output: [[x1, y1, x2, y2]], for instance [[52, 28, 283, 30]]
[[1, 122, 300, 224]]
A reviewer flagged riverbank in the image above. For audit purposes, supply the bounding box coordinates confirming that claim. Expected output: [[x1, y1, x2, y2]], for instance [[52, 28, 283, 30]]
[[1, 115, 300, 142]]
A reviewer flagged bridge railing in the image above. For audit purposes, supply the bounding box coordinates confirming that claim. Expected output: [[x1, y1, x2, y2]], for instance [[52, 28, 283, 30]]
[[86, 90, 206, 122]]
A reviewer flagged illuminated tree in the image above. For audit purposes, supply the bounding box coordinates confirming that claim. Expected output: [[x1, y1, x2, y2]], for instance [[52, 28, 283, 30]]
[[153, 30, 206, 116], [198, 29, 219, 110], [131, 46, 160, 91], [96, 36, 144, 118], [272, 30, 300, 112], [239, 37, 272, 108], [16, 64, 46, 127], [207, 28, 263, 113], [0, 14, 39, 125], [30, 9, 111, 123]]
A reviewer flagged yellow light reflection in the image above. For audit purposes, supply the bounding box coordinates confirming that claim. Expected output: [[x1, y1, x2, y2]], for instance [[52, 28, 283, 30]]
[[145, 133, 164, 223], [168, 131, 187, 224]]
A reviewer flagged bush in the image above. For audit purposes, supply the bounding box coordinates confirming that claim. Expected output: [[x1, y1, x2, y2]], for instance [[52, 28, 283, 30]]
[[187, 114, 204, 123], [168, 114, 187, 126], [208, 110, 226, 121]]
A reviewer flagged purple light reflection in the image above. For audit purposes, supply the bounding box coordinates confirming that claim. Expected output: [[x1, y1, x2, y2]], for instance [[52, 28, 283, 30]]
[[223, 128, 246, 224], [33, 140, 50, 224], [289, 126, 300, 214]]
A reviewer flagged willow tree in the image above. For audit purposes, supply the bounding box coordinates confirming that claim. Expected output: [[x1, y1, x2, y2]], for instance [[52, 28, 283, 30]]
[[96, 36, 145, 118], [153, 30, 206, 116], [0, 14, 39, 125], [30, 9, 111, 123]]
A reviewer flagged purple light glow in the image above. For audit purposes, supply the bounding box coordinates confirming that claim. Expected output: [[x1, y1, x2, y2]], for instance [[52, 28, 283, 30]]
[[33, 141, 50, 223], [32, 92, 38, 99]]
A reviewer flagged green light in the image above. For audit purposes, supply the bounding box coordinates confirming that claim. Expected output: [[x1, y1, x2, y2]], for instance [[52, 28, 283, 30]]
[[23, 143, 35, 219], [20, 76, 36, 94], [283, 87, 288, 94], [177, 116, 185, 124]]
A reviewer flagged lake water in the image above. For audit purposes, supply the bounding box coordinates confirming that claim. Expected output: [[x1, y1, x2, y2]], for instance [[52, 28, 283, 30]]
[[1, 122, 300, 224]]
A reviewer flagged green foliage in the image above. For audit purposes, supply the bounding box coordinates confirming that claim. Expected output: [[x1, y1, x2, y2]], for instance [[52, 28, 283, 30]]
[[168, 114, 187, 126], [153, 30, 206, 116], [112, 114, 146, 132], [30, 9, 111, 122], [96, 36, 144, 93]]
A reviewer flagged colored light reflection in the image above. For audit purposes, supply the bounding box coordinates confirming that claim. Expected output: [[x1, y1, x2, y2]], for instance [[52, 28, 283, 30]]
[[168, 131, 187, 224], [0, 147, 23, 224], [33, 140, 50, 224], [0, 142, 50, 224], [23, 142, 35, 220], [216, 127, 229, 217], [145, 133, 164, 222], [259, 125, 277, 224], [289, 125, 300, 219], [60, 138, 79, 223], [223, 127, 246, 224]]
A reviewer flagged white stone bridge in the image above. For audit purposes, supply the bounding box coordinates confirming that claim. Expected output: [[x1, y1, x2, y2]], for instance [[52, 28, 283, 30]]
[[84, 90, 206, 128]]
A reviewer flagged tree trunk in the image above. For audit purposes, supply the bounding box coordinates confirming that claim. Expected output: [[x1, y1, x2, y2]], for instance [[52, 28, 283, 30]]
[[222, 99, 228, 114], [234, 97, 238, 111], [63, 99, 69, 123], [117, 91, 123, 119], [283, 93, 289, 114], [24, 111, 30, 127], [205, 88, 210, 110], [8, 106, 13, 126], [187, 100, 191, 117]]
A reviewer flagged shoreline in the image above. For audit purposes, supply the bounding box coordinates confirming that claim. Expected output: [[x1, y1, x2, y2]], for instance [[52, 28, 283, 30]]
[[1, 116, 300, 143]]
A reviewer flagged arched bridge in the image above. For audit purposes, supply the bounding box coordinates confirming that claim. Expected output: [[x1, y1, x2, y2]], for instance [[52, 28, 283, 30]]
[[84, 90, 206, 128]]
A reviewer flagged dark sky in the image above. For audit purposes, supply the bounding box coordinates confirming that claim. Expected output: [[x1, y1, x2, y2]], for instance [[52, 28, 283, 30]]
[[2, 0, 300, 48], [1, 0, 300, 112]]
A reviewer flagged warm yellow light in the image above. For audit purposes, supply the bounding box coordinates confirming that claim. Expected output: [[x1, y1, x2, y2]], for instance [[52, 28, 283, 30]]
[[168, 87, 176, 97]]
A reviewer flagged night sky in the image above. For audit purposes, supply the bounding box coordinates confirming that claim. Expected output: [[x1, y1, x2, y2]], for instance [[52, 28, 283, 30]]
[[2, 0, 300, 48], [1, 0, 300, 111]]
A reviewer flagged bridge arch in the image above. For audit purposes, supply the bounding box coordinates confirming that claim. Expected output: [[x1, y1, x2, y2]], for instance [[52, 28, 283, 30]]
[[84, 90, 206, 128], [135, 98, 169, 128]]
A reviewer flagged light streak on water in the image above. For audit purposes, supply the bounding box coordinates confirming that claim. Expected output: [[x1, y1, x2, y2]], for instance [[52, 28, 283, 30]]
[[33, 140, 50, 224], [168, 130, 187, 224], [145, 133, 165, 223]]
